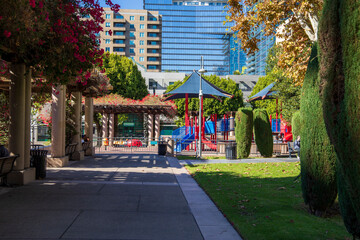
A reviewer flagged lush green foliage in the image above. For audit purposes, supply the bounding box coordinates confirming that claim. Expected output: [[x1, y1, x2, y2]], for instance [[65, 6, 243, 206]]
[[235, 108, 253, 158], [165, 75, 243, 123], [253, 109, 273, 157], [186, 162, 350, 240], [300, 44, 337, 216], [291, 111, 302, 139], [102, 54, 149, 100], [250, 75, 277, 117], [251, 45, 301, 123], [319, 0, 360, 236]]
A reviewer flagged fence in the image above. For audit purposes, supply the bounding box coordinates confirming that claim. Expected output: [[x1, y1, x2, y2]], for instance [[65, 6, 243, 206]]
[[93, 137, 163, 154]]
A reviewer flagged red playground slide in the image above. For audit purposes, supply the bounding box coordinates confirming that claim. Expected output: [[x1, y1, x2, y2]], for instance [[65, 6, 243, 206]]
[[202, 138, 217, 150]]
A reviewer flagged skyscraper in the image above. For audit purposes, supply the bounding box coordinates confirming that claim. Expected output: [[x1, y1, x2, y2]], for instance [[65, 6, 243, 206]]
[[144, 0, 243, 75]]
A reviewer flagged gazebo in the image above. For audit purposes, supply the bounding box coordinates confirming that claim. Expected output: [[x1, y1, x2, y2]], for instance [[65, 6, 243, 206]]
[[93, 94, 177, 144]]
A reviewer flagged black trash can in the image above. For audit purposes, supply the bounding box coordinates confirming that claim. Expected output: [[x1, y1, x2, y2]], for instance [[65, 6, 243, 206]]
[[225, 142, 237, 160], [158, 142, 167, 156], [30, 149, 48, 179]]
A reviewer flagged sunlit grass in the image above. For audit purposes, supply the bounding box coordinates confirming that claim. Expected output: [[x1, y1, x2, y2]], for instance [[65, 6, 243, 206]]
[[186, 162, 350, 240]]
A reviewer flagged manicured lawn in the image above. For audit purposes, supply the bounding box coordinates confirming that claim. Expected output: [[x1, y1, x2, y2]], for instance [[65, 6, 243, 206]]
[[186, 162, 351, 240]]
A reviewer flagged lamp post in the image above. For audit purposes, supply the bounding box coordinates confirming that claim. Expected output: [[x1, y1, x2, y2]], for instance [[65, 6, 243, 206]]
[[198, 56, 207, 158]]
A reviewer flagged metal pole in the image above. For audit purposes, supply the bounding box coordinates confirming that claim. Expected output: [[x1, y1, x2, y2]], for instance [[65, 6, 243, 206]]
[[198, 56, 207, 158]]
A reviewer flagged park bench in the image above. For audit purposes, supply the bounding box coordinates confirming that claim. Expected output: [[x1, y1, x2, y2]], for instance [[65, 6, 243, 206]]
[[287, 142, 299, 158], [0, 154, 19, 186], [65, 143, 78, 160], [82, 141, 91, 151]]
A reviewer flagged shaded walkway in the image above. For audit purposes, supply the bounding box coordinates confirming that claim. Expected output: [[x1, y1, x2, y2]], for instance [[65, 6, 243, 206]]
[[0, 154, 241, 240]]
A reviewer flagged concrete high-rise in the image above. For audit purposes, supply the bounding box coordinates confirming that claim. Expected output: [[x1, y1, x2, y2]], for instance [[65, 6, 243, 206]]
[[99, 9, 162, 72]]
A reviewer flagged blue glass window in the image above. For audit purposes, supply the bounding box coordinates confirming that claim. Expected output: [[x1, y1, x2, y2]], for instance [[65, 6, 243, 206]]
[[105, 31, 109, 36], [139, 57, 144, 62], [148, 65, 157, 69], [114, 14, 124, 19], [105, 39, 111, 44], [105, 47, 110, 52], [139, 48, 144, 53], [130, 40, 135, 45], [130, 24, 135, 29], [149, 16, 157, 21], [113, 47, 124, 52], [140, 16, 145, 21], [140, 24, 145, 29], [113, 39, 124, 44], [148, 57, 157, 61], [114, 23, 124, 27], [106, 14, 111, 19], [105, 22, 110, 27], [130, 32, 135, 37], [130, 48, 135, 53], [140, 40, 144, 45], [130, 16, 134, 20], [114, 31, 124, 36], [140, 32, 145, 37], [148, 33, 158, 37]]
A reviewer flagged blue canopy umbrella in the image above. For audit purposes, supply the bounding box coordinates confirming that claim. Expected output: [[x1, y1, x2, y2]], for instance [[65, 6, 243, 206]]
[[163, 71, 232, 101], [248, 82, 278, 102]]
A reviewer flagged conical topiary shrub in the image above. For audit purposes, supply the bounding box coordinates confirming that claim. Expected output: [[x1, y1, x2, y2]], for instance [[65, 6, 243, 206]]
[[235, 108, 253, 158], [319, 0, 360, 236], [253, 109, 273, 157]]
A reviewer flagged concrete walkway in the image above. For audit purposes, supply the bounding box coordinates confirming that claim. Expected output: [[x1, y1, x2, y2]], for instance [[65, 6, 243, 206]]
[[0, 153, 242, 240]]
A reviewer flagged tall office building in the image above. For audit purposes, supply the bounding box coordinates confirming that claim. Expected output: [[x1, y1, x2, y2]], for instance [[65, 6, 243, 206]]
[[245, 27, 275, 75], [230, 36, 247, 74], [144, 0, 244, 75], [99, 9, 162, 72]]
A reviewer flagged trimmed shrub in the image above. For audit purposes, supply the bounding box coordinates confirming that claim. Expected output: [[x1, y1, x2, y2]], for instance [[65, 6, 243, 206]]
[[253, 109, 273, 157], [235, 108, 253, 158], [319, 0, 360, 236], [291, 111, 301, 139], [300, 43, 337, 216]]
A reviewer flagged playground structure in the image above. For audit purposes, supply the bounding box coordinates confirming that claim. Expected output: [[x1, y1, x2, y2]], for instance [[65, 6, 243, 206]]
[[172, 113, 234, 153]]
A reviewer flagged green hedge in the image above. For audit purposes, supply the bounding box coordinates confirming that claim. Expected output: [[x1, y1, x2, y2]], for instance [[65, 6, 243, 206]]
[[300, 43, 337, 216], [291, 111, 301, 139], [235, 108, 253, 158], [253, 109, 273, 157], [319, 0, 360, 237]]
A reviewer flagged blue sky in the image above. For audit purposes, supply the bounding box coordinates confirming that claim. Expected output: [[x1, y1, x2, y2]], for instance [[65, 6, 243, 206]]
[[100, 0, 143, 10]]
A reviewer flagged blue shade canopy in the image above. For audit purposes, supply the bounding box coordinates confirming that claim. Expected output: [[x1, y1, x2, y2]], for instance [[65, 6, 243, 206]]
[[248, 82, 278, 102], [164, 71, 232, 101]]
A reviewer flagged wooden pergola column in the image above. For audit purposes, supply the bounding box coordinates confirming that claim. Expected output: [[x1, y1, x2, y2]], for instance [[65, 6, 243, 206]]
[[85, 97, 94, 156], [154, 114, 161, 140], [48, 85, 69, 167], [109, 113, 115, 146], [147, 114, 154, 143], [8, 64, 35, 185], [71, 91, 84, 160]]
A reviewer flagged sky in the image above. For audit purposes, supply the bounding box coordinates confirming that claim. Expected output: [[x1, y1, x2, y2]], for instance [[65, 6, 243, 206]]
[[100, 0, 143, 10]]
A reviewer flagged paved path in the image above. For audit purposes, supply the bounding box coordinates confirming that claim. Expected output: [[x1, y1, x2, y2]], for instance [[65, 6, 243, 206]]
[[0, 153, 241, 240]]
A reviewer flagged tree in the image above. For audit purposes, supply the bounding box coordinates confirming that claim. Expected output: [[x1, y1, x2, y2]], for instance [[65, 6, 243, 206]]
[[165, 74, 243, 124], [253, 109, 273, 157], [102, 54, 149, 100], [250, 45, 301, 122], [319, 0, 360, 236], [235, 108, 253, 158], [299, 43, 337, 216], [226, 0, 323, 86]]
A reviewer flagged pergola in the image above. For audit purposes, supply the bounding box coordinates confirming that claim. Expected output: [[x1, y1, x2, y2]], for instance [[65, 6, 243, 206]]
[[92, 94, 177, 144], [0, 67, 111, 184]]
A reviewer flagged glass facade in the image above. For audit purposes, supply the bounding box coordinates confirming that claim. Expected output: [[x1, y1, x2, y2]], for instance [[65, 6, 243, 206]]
[[230, 36, 247, 74], [144, 0, 240, 75], [245, 26, 275, 75]]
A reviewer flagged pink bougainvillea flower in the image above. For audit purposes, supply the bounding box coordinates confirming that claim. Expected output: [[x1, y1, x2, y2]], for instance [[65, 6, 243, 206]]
[[29, 0, 36, 8], [3, 30, 11, 38], [108, 30, 112, 36]]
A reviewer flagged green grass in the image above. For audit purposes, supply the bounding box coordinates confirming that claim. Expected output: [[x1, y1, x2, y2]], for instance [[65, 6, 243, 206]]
[[186, 162, 351, 240]]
